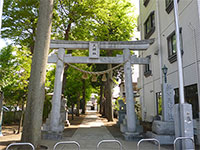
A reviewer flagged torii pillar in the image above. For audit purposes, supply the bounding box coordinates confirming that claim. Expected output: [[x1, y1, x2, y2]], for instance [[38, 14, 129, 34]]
[[123, 49, 136, 131], [123, 49, 138, 139], [49, 48, 65, 133]]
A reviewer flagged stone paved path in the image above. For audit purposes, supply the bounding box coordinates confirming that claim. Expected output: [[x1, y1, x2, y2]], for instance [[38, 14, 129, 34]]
[[41, 110, 171, 150]]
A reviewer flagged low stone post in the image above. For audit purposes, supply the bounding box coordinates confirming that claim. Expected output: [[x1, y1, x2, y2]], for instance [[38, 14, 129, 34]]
[[50, 48, 65, 133], [174, 104, 194, 150]]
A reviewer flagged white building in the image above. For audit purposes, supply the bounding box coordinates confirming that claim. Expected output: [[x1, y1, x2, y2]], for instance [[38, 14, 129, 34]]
[[138, 0, 200, 131]]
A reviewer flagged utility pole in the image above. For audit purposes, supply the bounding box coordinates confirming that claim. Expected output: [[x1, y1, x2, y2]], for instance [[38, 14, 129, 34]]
[[173, 0, 194, 149]]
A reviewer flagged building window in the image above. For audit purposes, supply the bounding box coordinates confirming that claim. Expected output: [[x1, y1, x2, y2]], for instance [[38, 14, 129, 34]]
[[174, 84, 199, 119], [144, 55, 152, 77], [144, 11, 155, 39], [143, 0, 150, 7], [165, 0, 180, 14], [167, 28, 183, 63]]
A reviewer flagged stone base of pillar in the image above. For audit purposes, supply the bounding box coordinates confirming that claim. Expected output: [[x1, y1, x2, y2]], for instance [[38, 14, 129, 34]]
[[174, 104, 194, 150], [120, 115, 143, 134], [146, 131, 175, 144], [42, 131, 62, 140], [42, 98, 68, 140], [123, 132, 142, 141], [152, 120, 175, 135], [146, 120, 175, 144]]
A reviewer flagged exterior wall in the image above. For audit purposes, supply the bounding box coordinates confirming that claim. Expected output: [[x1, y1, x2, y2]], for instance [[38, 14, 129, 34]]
[[197, 0, 200, 61], [138, 0, 200, 122]]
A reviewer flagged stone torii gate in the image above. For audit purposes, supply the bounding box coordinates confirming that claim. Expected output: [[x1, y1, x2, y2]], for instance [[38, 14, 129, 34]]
[[45, 39, 153, 139]]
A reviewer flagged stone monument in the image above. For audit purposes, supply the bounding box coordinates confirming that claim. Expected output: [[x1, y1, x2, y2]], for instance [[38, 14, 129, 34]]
[[146, 83, 175, 144], [42, 97, 68, 140], [117, 99, 126, 126], [118, 99, 143, 139]]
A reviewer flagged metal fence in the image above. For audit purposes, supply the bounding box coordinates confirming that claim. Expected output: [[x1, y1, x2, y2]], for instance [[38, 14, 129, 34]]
[[53, 141, 80, 150], [137, 138, 160, 150], [6, 143, 35, 150], [96, 140, 122, 150]]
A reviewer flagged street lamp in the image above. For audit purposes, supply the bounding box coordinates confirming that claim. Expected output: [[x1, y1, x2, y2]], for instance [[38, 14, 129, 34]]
[[162, 65, 168, 83]]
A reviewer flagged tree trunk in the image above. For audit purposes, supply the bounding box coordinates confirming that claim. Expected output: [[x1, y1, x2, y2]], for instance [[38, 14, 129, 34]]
[[76, 93, 80, 117], [21, 0, 53, 148], [17, 97, 25, 134], [102, 84, 106, 117], [0, 92, 3, 119], [62, 65, 69, 93], [99, 84, 103, 114], [0, 92, 4, 135], [105, 51, 113, 121], [81, 79, 86, 114], [61, 22, 72, 94], [72, 103, 74, 120]]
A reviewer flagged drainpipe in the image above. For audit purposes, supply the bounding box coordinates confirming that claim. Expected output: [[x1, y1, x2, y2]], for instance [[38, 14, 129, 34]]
[[196, 0, 200, 121], [156, 0, 163, 89], [155, 0, 164, 119]]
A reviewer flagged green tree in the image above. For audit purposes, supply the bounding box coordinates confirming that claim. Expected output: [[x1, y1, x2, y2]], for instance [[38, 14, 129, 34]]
[[64, 63, 93, 116], [0, 45, 31, 133], [90, 0, 136, 121], [52, 0, 136, 120], [0, 45, 31, 105], [1, 0, 138, 141], [2, 0, 39, 53]]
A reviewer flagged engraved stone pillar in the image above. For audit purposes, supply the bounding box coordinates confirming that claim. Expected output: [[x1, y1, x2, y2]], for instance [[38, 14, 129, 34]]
[[162, 83, 175, 121]]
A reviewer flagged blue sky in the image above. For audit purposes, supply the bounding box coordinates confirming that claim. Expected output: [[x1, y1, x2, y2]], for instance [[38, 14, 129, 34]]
[[0, 39, 7, 49]]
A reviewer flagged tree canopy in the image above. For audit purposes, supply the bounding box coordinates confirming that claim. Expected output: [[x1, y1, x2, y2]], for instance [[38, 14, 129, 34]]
[[2, 0, 39, 53], [0, 45, 31, 105], [1, 0, 138, 146], [1, 0, 138, 126]]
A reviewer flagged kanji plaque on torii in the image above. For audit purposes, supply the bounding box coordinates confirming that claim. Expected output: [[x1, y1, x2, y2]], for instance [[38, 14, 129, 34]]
[[89, 42, 100, 58]]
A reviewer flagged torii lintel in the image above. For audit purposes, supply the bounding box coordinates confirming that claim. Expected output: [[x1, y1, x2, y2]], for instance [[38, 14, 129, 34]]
[[50, 39, 154, 50]]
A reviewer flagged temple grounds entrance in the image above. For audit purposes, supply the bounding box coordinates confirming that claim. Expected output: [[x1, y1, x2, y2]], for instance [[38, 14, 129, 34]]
[[44, 39, 153, 139]]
